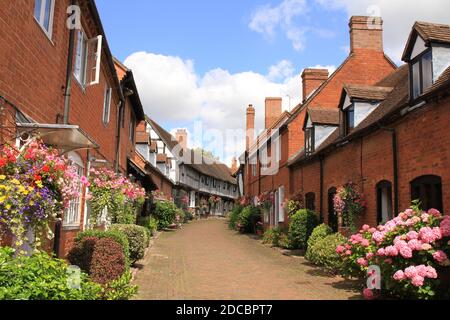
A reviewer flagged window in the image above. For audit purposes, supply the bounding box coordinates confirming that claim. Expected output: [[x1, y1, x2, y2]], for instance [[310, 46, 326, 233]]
[[344, 106, 355, 135], [376, 181, 393, 224], [305, 127, 314, 155], [64, 153, 84, 228], [411, 175, 443, 212], [34, 0, 55, 38], [102, 86, 112, 125], [74, 29, 103, 87], [278, 186, 285, 223], [411, 50, 434, 100], [328, 188, 338, 232], [305, 192, 316, 211], [129, 112, 136, 143]]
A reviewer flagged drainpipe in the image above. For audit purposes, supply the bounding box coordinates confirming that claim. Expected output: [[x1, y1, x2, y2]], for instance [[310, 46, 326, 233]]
[[319, 155, 324, 223], [63, 1, 76, 125], [54, 2, 76, 258], [114, 100, 123, 173]]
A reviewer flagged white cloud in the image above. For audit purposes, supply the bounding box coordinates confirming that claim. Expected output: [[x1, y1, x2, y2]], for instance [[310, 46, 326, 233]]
[[125, 53, 307, 162], [249, 0, 309, 51], [314, 0, 450, 62]]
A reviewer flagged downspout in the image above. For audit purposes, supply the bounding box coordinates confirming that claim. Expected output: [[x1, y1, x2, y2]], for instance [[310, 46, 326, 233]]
[[114, 100, 123, 173], [54, 2, 76, 258]]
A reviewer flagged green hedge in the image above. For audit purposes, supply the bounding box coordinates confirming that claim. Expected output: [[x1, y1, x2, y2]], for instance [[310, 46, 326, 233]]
[[110, 224, 149, 263], [153, 200, 178, 229], [262, 227, 282, 247], [238, 206, 261, 233], [0, 247, 102, 300], [306, 224, 334, 260], [229, 205, 242, 229], [288, 209, 319, 250], [306, 233, 347, 273]]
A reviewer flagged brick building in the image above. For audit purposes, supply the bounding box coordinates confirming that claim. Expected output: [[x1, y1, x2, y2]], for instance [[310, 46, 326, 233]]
[[0, 0, 143, 256], [242, 18, 450, 233], [243, 16, 397, 229]]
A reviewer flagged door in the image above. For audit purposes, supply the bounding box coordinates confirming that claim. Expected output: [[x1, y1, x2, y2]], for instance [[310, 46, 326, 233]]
[[328, 188, 338, 232]]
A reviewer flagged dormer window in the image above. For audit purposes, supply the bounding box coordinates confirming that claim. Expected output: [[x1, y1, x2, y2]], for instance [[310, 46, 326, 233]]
[[305, 127, 314, 156], [411, 50, 433, 100], [344, 105, 355, 135]]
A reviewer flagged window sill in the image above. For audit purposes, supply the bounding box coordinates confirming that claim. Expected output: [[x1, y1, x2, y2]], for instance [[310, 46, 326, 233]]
[[63, 225, 81, 231], [34, 18, 55, 45]]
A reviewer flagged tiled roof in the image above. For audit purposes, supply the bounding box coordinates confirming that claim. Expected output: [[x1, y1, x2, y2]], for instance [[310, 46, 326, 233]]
[[146, 116, 236, 184], [415, 21, 450, 44], [344, 85, 393, 101], [307, 107, 339, 126]]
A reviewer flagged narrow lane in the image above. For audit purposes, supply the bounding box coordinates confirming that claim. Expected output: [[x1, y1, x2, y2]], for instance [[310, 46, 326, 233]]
[[133, 219, 361, 300]]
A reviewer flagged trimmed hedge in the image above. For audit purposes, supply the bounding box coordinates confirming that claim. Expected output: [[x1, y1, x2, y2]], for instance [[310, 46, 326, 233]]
[[75, 229, 130, 266], [262, 227, 282, 247], [0, 247, 102, 300], [288, 209, 319, 249], [229, 205, 242, 230], [153, 200, 178, 229], [68, 237, 127, 285], [110, 224, 149, 263], [306, 224, 334, 260], [306, 233, 347, 273], [238, 206, 261, 234]]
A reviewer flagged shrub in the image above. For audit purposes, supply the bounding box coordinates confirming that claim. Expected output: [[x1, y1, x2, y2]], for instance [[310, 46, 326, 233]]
[[75, 229, 130, 265], [184, 210, 194, 223], [262, 227, 282, 247], [279, 233, 294, 249], [306, 224, 334, 260], [68, 237, 127, 285], [336, 203, 450, 300], [238, 206, 261, 234], [288, 209, 319, 249], [176, 208, 186, 224], [153, 200, 178, 229], [102, 271, 138, 300], [138, 216, 158, 237], [229, 205, 242, 229], [306, 233, 347, 273], [0, 247, 102, 300], [110, 224, 149, 263]]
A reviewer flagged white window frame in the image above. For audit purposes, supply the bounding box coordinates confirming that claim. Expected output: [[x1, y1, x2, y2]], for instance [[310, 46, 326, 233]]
[[74, 29, 103, 87], [278, 186, 285, 223], [63, 152, 84, 228], [102, 86, 112, 125], [34, 0, 55, 40]]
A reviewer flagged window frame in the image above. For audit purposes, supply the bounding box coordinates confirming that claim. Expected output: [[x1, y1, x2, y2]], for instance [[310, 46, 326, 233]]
[[102, 86, 112, 126], [74, 29, 89, 87], [410, 175, 443, 212], [409, 49, 434, 101], [34, 0, 55, 40]]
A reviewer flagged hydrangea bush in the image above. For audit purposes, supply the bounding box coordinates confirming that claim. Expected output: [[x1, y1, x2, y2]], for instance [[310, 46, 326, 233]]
[[337, 202, 450, 299]]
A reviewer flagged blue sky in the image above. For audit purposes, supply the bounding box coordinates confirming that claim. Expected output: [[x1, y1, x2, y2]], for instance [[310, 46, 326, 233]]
[[95, 0, 450, 164], [96, 0, 348, 76]]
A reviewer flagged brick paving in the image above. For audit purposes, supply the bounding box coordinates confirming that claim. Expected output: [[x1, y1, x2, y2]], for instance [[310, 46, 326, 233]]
[[133, 219, 362, 300]]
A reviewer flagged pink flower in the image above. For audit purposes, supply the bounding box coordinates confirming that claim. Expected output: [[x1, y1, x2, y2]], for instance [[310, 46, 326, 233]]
[[422, 243, 432, 251], [345, 250, 352, 256], [432, 250, 448, 263], [357, 258, 368, 267], [407, 239, 423, 251], [406, 231, 419, 241], [372, 231, 385, 243], [411, 275, 425, 287], [368, 228, 377, 234], [441, 217, 450, 237], [404, 266, 418, 279], [361, 239, 370, 247], [363, 288, 375, 300], [377, 248, 386, 256], [393, 270, 406, 281], [425, 266, 438, 279], [428, 208, 441, 218], [362, 224, 370, 231], [336, 245, 345, 254], [419, 227, 438, 244], [399, 246, 413, 259], [385, 246, 399, 257], [366, 252, 374, 260]]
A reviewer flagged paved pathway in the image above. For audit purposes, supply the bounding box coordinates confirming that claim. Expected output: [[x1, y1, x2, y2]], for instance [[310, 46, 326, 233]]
[[133, 219, 362, 300]]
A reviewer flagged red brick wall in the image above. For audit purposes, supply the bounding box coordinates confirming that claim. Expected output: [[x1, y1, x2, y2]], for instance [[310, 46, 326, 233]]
[[0, 0, 124, 257]]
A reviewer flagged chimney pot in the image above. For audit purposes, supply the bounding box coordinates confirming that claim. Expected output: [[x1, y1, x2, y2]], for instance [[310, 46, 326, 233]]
[[301, 69, 329, 103], [349, 16, 383, 53]]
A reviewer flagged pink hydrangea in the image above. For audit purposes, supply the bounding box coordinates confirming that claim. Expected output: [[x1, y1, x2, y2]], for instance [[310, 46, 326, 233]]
[[440, 217, 450, 237], [366, 252, 374, 260], [377, 248, 386, 256], [419, 227, 438, 244], [361, 239, 370, 247], [336, 245, 345, 254], [399, 246, 413, 259], [345, 250, 352, 256], [385, 246, 399, 257], [432, 250, 448, 263], [393, 270, 406, 281], [428, 208, 441, 218], [357, 258, 368, 267], [404, 266, 418, 278], [411, 275, 425, 287], [406, 231, 419, 241], [407, 239, 423, 251], [372, 231, 385, 243]]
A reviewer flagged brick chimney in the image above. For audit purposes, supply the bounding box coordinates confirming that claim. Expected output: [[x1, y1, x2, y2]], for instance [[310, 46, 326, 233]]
[[231, 157, 238, 172], [175, 129, 188, 150], [349, 16, 383, 53], [265, 97, 282, 129], [246, 104, 255, 150], [302, 69, 329, 103]]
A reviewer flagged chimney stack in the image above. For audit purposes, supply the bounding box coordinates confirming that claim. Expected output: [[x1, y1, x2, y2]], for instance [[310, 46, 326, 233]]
[[349, 16, 383, 53], [231, 157, 238, 172], [175, 129, 188, 150], [246, 104, 255, 150], [265, 97, 282, 129], [302, 69, 329, 103]]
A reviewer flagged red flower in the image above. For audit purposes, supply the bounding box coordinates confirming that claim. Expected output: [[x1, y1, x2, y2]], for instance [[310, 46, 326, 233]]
[[0, 158, 6, 167], [34, 175, 42, 181], [42, 165, 50, 173]]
